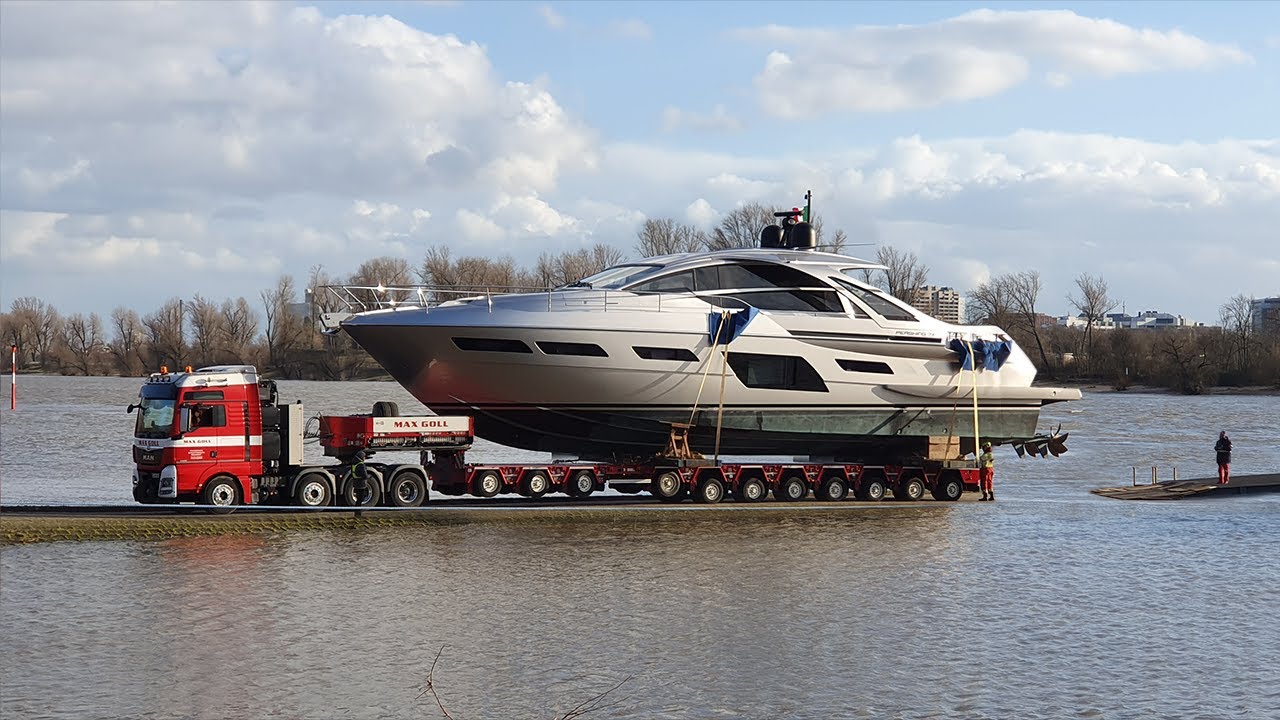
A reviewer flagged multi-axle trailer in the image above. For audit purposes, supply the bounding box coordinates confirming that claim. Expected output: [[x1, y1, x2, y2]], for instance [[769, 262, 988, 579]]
[[129, 365, 975, 509]]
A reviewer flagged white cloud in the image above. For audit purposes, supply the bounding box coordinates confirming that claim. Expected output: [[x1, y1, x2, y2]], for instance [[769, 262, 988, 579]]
[[608, 19, 652, 40], [685, 198, 718, 228], [739, 10, 1251, 116], [538, 5, 566, 30], [661, 104, 744, 133]]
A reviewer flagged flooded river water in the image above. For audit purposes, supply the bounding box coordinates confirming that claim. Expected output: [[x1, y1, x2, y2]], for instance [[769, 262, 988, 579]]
[[2, 376, 1278, 718]]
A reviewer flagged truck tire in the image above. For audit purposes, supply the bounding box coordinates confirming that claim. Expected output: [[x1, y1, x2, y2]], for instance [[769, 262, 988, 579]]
[[295, 472, 332, 507], [520, 470, 551, 498], [695, 477, 725, 504], [736, 476, 766, 503], [388, 470, 427, 507], [201, 476, 241, 513], [567, 469, 596, 498], [933, 474, 964, 502], [472, 470, 503, 498], [343, 469, 383, 507], [857, 475, 887, 501], [817, 476, 848, 501], [652, 471, 684, 502], [774, 475, 807, 502], [372, 401, 400, 417], [894, 476, 926, 501]]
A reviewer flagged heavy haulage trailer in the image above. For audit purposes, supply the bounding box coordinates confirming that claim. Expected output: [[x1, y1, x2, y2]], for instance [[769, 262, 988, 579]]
[[129, 365, 976, 509]]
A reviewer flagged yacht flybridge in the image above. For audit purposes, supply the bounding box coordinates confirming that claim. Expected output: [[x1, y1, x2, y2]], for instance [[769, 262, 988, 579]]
[[330, 198, 1079, 461]]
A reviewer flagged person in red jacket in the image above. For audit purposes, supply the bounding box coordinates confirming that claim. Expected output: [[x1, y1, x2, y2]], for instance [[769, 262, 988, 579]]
[[978, 442, 995, 501], [1215, 431, 1233, 485]]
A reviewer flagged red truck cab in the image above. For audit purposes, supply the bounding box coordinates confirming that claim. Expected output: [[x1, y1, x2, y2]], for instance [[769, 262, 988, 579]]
[[131, 365, 268, 505]]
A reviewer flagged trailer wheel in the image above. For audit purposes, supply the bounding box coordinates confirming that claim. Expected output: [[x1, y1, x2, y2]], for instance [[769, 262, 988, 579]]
[[388, 470, 427, 507], [695, 477, 725, 504], [933, 473, 964, 502], [295, 473, 332, 507], [343, 469, 383, 507], [567, 470, 596, 498], [774, 475, 807, 502], [652, 471, 685, 502], [857, 476, 887, 502], [736, 476, 766, 503], [894, 476, 926, 502], [473, 470, 503, 498], [521, 470, 551, 498], [817, 476, 848, 502], [201, 476, 241, 513]]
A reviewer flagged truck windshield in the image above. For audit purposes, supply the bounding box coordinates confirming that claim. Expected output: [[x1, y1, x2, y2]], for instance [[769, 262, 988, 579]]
[[136, 398, 176, 438]]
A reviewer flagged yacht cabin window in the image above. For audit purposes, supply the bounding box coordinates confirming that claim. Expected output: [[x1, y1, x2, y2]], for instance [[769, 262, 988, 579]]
[[629, 262, 845, 314], [566, 264, 664, 290], [831, 277, 919, 322]]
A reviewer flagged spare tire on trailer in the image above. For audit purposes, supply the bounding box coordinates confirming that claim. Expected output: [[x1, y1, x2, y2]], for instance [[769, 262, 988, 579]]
[[372, 401, 400, 417]]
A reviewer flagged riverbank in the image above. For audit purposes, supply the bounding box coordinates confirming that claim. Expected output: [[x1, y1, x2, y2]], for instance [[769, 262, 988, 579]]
[[1059, 381, 1280, 396]]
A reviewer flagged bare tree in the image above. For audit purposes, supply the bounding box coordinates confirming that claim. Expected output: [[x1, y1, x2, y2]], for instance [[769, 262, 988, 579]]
[[1157, 329, 1213, 394], [874, 247, 930, 303], [709, 203, 774, 250], [142, 298, 186, 368], [110, 307, 147, 375], [1006, 270, 1053, 371], [219, 297, 259, 362], [7, 297, 62, 367], [419, 246, 537, 293], [187, 295, 225, 367], [1219, 293, 1254, 375], [1067, 273, 1118, 373], [60, 312, 103, 375], [350, 256, 415, 306], [966, 277, 1014, 327], [536, 244, 626, 287], [261, 275, 307, 375], [635, 218, 705, 257]]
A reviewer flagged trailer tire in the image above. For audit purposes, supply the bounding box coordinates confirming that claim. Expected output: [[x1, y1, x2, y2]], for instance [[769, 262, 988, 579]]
[[817, 476, 848, 502], [858, 476, 887, 502], [736, 476, 767, 503], [521, 470, 551, 498], [372, 401, 400, 417], [774, 475, 807, 502], [343, 468, 383, 507], [473, 470, 503, 498], [201, 475, 241, 513], [933, 473, 964, 502], [388, 470, 427, 507], [652, 471, 684, 502], [695, 477, 725, 504], [295, 472, 332, 507], [894, 476, 926, 501], [567, 470, 596, 498]]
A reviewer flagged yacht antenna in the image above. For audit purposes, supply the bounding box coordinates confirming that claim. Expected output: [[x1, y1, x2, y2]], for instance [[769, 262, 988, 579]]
[[803, 190, 812, 222]]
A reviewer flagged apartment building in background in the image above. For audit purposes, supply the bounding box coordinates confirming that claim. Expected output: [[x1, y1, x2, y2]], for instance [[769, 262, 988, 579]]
[[911, 285, 964, 324]]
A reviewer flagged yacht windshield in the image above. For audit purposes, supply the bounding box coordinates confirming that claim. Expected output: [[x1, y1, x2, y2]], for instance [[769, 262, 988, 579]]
[[832, 276, 919, 322], [561, 264, 663, 290]]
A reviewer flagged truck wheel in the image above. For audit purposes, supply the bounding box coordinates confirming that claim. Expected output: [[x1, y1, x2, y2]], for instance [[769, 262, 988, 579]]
[[933, 475, 964, 502], [343, 469, 383, 507], [388, 471, 427, 507], [652, 471, 684, 502], [201, 476, 241, 513], [736, 476, 766, 503], [858, 476, 886, 502], [567, 470, 596, 498], [894, 476, 926, 501], [695, 477, 725, 504], [472, 470, 503, 498], [774, 475, 807, 502], [295, 473, 332, 507], [520, 470, 551, 498], [817, 476, 848, 501]]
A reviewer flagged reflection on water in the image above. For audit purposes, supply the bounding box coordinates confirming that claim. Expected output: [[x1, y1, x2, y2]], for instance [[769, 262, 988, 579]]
[[2, 377, 1278, 718]]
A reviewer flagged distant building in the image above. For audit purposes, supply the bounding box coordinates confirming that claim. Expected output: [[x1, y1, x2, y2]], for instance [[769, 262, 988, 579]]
[[911, 285, 964, 324], [1251, 297, 1280, 333], [1087, 310, 1198, 330]]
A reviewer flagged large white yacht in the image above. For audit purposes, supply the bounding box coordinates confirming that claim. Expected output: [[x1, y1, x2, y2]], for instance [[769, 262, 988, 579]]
[[337, 214, 1079, 461]]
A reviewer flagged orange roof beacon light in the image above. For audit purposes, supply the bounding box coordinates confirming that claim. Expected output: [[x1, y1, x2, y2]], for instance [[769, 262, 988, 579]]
[[160, 366, 168, 374]]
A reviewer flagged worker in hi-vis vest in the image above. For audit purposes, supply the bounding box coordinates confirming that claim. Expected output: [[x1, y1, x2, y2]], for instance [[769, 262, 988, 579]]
[[978, 442, 995, 502]]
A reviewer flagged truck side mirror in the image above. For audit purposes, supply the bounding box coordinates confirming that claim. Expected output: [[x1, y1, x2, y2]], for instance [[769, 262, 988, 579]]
[[127, 403, 140, 413], [180, 404, 198, 434]]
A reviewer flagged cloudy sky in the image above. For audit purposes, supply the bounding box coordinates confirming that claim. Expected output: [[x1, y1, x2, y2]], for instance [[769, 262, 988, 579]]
[[2, 0, 1277, 323]]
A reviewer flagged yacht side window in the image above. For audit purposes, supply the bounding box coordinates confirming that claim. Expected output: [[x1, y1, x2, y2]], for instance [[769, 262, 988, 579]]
[[630, 270, 696, 293], [831, 278, 919, 322]]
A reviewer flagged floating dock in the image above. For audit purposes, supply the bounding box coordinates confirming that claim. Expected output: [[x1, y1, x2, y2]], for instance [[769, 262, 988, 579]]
[[1092, 473, 1280, 501]]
